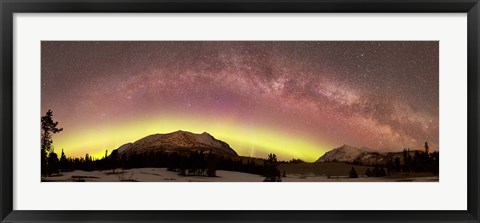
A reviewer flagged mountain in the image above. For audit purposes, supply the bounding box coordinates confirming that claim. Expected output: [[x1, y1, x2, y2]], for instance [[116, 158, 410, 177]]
[[114, 130, 238, 157], [315, 144, 425, 165], [315, 144, 387, 165]]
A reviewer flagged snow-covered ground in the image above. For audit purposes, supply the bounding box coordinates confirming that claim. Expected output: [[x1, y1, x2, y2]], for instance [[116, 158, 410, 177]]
[[43, 168, 438, 182], [283, 174, 438, 182], [44, 168, 265, 182]]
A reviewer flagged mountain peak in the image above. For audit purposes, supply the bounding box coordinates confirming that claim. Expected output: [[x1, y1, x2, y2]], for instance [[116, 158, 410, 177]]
[[114, 130, 238, 157], [201, 131, 213, 136], [315, 144, 380, 164]]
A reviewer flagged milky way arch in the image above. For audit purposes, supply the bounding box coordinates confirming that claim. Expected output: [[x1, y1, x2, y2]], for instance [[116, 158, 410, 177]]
[[41, 41, 439, 161]]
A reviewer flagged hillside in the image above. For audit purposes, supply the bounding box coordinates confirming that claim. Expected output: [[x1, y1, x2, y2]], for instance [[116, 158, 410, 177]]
[[316, 144, 424, 165], [114, 130, 238, 157]]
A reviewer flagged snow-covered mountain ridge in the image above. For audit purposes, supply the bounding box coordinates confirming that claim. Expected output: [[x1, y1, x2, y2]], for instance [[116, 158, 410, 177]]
[[114, 130, 238, 157], [315, 144, 387, 165]]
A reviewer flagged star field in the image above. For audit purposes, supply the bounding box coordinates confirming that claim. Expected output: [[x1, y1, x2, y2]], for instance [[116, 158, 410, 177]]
[[41, 41, 439, 161]]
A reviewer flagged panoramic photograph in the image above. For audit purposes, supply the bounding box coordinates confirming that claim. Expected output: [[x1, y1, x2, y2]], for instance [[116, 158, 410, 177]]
[[41, 41, 439, 182]]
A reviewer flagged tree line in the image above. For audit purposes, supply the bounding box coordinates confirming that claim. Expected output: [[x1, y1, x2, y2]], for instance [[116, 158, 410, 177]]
[[44, 147, 283, 182], [348, 146, 439, 178], [384, 147, 439, 175]]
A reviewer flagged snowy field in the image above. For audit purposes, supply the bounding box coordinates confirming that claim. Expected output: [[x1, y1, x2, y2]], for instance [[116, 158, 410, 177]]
[[44, 168, 264, 182], [283, 174, 438, 182], [43, 168, 438, 182]]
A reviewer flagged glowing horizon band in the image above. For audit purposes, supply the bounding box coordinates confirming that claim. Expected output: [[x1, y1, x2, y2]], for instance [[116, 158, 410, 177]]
[[52, 115, 331, 162]]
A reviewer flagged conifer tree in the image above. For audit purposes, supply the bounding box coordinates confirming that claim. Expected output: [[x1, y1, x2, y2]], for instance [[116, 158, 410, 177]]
[[41, 109, 63, 176], [349, 167, 358, 178]]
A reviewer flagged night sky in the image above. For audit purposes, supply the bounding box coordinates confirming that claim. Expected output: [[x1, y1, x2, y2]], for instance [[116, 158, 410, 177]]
[[41, 41, 439, 161]]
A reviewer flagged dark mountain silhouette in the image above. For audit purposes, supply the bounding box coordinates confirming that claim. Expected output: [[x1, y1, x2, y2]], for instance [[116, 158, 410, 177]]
[[113, 130, 238, 157]]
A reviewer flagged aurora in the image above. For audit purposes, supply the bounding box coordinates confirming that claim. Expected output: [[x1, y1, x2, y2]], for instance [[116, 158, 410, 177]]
[[41, 41, 439, 162], [52, 113, 332, 161]]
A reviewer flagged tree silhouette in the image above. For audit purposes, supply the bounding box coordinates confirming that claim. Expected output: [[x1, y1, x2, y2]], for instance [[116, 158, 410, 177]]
[[378, 166, 386, 177], [268, 153, 277, 163], [110, 150, 119, 173], [41, 109, 63, 176], [394, 157, 401, 172], [206, 149, 218, 177], [263, 153, 281, 182], [365, 168, 372, 177], [349, 167, 358, 178], [59, 149, 68, 172], [47, 151, 59, 175], [402, 148, 412, 172]]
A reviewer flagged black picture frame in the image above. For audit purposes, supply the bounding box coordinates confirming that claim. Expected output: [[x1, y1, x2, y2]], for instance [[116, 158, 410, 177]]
[[1, 0, 479, 222]]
